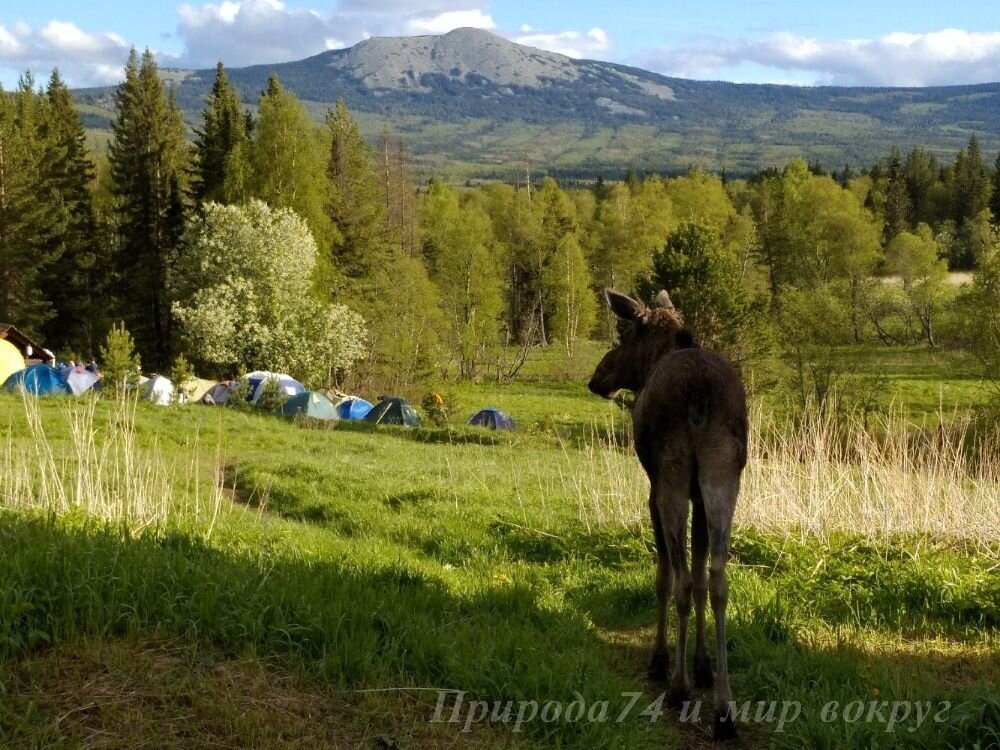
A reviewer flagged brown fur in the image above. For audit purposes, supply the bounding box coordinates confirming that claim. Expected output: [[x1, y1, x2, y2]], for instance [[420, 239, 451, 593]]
[[588, 289, 747, 741]]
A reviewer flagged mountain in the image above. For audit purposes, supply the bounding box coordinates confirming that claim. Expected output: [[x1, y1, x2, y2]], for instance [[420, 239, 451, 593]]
[[72, 27, 1000, 180]]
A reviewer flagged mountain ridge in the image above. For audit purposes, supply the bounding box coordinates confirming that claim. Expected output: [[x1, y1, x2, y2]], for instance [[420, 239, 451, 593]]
[[72, 27, 1000, 179]]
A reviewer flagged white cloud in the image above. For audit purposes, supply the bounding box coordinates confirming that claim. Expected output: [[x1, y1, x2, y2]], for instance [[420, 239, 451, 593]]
[[512, 27, 610, 59], [639, 28, 1000, 86], [0, 20, 129, 86], [170, 0, 502, 68], [406, 10, 495, 35], [175, 0, 335, 68]]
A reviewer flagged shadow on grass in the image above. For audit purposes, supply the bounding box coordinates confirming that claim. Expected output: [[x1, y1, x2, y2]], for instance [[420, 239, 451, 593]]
[[557, 529, 1000, 747], [1, 515, 997, 749], [0, 513, 661, 749]]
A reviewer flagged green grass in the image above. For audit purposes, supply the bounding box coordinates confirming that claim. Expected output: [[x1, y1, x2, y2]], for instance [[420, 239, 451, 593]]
[[1, 345, 999, 747]]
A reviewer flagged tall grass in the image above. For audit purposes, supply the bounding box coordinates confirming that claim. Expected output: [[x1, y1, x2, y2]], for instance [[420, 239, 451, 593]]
[[0, 394, 224, 536], [568, 403, 1000, 553]]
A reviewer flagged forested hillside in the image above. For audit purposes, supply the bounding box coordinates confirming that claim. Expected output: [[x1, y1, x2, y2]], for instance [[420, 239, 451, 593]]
[[68, 28, 1000, 179]]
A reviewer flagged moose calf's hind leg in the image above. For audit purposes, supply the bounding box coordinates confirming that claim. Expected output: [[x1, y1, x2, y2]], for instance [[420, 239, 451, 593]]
[[665, 488, 692, 708], [691, 498, 713, 689], [704, 483, 738, 741]]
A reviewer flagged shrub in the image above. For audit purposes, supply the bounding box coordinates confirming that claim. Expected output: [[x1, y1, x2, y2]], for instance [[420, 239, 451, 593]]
[[98, 323, 141, 398]]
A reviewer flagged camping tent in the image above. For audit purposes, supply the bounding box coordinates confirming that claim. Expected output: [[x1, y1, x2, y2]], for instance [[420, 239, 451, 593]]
[[2, 364, 72, 396], [335, 395, 374, 420], [180, 377, 217, 403], [468, 407, 515, 431], [363, 397, 421, 427], [276, 391, 339, 421], [244, 371, 305, 404], [64, 365, 99, 396], [0, 339, 25, 385], [200, 381, 235, 405], [139, 375, 174, 405]]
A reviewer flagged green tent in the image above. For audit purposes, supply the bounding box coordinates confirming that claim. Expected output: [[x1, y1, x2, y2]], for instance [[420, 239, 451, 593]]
[[275, 391, 339, 421], [363, 397, 420, 427]]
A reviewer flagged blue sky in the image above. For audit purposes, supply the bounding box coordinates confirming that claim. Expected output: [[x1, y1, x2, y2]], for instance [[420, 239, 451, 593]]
[[3, 0, 1000, 88]]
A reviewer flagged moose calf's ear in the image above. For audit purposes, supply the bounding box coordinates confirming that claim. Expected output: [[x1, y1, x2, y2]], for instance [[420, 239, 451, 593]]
[[654, 290, 675, 310], [604, 289, 643, 321]]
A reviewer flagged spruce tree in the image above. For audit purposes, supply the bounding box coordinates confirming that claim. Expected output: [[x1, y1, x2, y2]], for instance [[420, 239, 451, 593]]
[[108, 48, 189, 369], [326, 98, 388, 292], [883, 147, 911, 242], [37, 69, 103, 354], [991, 151, 1000, 225], [193, 62, 249, 205], [0, 75, 61, 334]]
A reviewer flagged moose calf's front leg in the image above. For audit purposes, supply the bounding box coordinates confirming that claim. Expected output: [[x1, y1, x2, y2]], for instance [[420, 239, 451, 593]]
[[648, 547, 671, 681]]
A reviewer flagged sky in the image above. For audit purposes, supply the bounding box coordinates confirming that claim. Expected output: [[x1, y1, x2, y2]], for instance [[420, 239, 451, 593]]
[[3, 0, 1000, 89]]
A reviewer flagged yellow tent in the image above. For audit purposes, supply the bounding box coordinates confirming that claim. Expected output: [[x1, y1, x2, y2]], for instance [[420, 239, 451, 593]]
[[0, 339, 25, 384]]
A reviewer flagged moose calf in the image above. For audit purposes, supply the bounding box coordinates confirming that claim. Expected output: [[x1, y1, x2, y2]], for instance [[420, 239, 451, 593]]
[[588, 289, 748, 740]]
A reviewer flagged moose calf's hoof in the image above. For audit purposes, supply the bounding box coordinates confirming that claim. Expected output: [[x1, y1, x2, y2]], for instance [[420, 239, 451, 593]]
[[647, 652, 669, 682], [667, 685, 690, 709], [693, 659, 714, 689], [713, 711, 737, 741]]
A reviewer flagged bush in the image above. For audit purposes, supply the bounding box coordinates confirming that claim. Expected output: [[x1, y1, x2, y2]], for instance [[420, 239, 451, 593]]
[[421, 390, 461, 427], [98, 323, 141, 398], [168, 354, 196, 405], [254, 377, 288, 412]]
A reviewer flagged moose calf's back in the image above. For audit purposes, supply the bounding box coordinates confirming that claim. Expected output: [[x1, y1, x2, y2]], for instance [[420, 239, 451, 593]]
[[632, 348, 748, 476]]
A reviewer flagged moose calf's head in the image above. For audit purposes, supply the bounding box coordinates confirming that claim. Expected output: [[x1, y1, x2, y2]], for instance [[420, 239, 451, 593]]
[[588, 289, 694, 399]]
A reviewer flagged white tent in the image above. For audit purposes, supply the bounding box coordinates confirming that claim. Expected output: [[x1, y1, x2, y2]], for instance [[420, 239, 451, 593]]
[[246, 371, 305, 404], [64, 365, 99, 396], [139, 375, 174, 406]]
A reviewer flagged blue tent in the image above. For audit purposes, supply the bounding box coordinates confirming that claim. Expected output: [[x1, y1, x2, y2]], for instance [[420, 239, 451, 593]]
[[363, 397, 420, 427], [276, 391, 339, 421], [3, 364, 73, 396], [336, 396, 374, 420], [468, 407, 515, 430]]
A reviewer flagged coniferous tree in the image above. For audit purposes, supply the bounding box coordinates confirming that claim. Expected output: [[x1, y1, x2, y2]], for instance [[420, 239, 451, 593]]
[[38, 69, 104, 353], [904, 147, 936, 226], [952, 135, 992, 226], [990, 151, 1000, 225], [108, 48, 189, 368], [0, 74, 62, 334], [193, 62, 249, 205], [883, 147, 911, 242], [326, 98, 388, 293]]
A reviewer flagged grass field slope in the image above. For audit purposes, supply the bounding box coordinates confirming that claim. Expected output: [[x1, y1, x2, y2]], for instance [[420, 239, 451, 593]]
[[2, 349, 999, 747]]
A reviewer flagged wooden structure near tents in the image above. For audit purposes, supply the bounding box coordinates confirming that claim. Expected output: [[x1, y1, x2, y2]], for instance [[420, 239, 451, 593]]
[[0, 324, 53, 364]]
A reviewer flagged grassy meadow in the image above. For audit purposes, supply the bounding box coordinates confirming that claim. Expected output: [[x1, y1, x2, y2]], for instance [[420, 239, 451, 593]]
[[1, 345, 999, 748]]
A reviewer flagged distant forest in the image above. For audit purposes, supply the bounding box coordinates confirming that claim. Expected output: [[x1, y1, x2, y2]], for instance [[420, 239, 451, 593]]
[[4, 51, 1000, 402]]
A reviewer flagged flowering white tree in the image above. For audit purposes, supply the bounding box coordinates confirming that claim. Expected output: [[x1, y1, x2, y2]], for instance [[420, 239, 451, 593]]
[[170, 200, 366, 386]]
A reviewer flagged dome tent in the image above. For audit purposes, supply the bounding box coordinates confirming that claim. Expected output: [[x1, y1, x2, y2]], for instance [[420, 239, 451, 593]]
[[139, 375, 174, 405], [468, 407, 515, 430], [64, 365, 99, 396], [244, 371, 305, 404], [335, 395, 374, 420], [0, 339, 25, 385], [200, 381, 235, 405], [363, 397, 420, 427], [3, 364, 72, 396], [276, 391, 339, 421]]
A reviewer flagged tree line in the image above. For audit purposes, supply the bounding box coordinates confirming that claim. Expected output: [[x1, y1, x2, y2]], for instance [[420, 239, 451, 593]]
[[2, 50, 1000, 398]]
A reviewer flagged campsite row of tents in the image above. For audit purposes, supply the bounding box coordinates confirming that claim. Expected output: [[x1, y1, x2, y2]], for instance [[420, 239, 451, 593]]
[[1, 348, 515, 430]]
